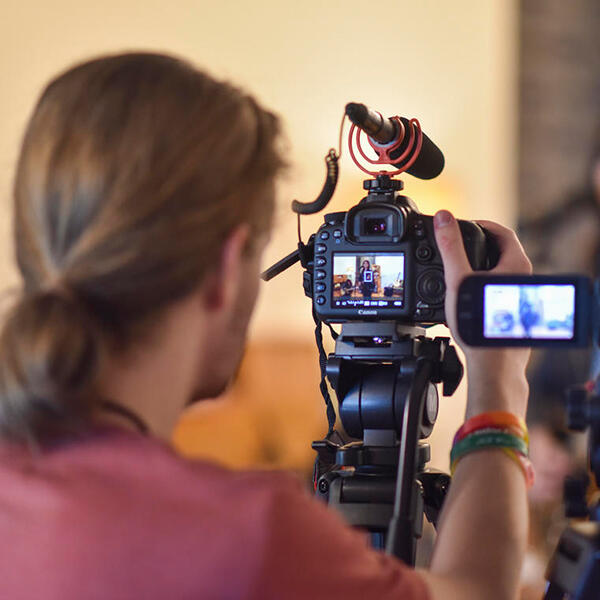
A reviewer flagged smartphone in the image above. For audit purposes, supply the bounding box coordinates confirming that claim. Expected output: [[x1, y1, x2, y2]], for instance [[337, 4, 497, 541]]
[[456, 274, 593, 347]]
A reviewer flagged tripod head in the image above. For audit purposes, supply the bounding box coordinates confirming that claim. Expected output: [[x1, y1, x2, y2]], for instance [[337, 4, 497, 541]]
[[311, 321, 463, 564], [326, 322, 463, 441]]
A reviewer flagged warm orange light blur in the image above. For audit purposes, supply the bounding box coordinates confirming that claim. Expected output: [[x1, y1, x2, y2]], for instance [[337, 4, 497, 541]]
[[173, 342, 327, 474], [1, 0, 519, 475]]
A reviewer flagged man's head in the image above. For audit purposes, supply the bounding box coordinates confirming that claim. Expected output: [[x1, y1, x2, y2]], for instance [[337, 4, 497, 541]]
[[1, 52, 285, 441]]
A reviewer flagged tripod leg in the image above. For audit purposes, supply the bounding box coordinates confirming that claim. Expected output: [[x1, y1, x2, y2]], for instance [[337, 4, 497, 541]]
[[385, 359, 433, 564]]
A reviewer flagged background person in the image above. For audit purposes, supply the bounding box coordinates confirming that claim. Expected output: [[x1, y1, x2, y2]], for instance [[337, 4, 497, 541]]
[[519, 128, 600, 405], [518, 290, 539, 338], [341, 278, 354, 298], [0, 52, 531, 600], [516, 129, 600, 599]]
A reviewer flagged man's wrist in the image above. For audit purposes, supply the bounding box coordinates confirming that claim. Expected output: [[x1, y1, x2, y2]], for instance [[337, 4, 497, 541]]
[[464, 354, 529, 419]]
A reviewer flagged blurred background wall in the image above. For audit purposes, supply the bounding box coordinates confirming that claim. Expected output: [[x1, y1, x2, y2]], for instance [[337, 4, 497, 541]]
[[0, 0, 519, 473], [515, 4, 600, 595], [519, 0, 600, 220]]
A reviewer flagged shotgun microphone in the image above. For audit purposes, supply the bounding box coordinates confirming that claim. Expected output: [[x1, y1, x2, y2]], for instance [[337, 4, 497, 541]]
[[345, 102, 445, 180]]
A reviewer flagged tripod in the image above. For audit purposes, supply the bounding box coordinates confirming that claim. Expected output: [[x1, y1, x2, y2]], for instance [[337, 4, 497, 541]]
[[312, 322, 463, 565], [544, 382, 600, 598]]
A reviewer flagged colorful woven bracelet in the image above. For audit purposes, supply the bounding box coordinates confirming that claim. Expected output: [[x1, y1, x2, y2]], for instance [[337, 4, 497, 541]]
[[450, 431, 528, 469]]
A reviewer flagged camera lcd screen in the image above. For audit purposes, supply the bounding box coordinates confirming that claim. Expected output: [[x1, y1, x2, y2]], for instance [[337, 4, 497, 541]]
[[332, 253, 405, 308], [483, 284, 575, 340]]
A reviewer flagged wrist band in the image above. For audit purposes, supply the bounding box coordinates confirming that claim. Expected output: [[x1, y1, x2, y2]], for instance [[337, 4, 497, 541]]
[[451, 445, 535, 489], [450, 431, 528, 467], [450, 412, 535, 488], [456, 425, 526, 445], [453, 411, 528, 446], [501, 448, 536, 488]]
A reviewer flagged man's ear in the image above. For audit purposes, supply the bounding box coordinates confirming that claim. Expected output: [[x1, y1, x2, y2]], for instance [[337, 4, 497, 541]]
[[202, 225, 250, 312]]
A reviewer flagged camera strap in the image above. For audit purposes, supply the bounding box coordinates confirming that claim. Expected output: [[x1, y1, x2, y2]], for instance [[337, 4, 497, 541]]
[[312, 308, 337, 434]]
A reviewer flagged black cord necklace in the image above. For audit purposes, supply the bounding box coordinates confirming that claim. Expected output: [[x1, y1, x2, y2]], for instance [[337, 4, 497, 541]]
[[100, 399, 149, 435]]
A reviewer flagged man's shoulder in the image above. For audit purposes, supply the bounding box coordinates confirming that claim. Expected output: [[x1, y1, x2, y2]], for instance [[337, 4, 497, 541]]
[[0, 429, 430, 600], [0, 427, 310, 545], [45, 427, 305, 505]]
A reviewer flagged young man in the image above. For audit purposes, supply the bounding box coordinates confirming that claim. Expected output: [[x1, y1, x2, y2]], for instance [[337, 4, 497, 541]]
[[0, 52, 531, 599]]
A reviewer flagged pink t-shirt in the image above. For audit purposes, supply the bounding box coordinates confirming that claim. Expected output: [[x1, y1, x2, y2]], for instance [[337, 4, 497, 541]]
[[0, 427, 429, 600]]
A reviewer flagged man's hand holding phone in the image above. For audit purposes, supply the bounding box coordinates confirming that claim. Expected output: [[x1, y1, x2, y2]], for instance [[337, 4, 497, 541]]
[[433, 210, 532, 419]]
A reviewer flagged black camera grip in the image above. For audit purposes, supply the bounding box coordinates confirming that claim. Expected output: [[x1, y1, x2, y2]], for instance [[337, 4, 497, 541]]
[[481, 227, 500, 270], [456, 219, 500, 272]]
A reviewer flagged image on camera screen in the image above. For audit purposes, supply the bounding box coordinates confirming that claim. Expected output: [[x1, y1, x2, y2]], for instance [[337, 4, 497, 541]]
[[332, 253, 405, 308], [483, 284, 575, 339]]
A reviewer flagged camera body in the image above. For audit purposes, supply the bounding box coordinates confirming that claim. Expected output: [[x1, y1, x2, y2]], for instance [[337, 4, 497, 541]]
[[307, 176, 498, 324]]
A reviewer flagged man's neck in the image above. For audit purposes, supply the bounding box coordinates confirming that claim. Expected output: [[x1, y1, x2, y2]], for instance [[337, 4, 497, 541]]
[[95, 295, 206, 441]]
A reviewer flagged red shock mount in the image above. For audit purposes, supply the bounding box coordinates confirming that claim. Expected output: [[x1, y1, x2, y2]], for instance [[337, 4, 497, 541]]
[[348, 115, 423, 178]]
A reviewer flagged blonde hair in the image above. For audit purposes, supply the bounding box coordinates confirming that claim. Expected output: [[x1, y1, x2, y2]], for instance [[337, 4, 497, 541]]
[[1, 52, 285, 443]]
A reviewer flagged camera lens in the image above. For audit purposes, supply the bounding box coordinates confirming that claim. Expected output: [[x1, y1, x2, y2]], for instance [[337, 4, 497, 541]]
[[364, 217, 387, 235]]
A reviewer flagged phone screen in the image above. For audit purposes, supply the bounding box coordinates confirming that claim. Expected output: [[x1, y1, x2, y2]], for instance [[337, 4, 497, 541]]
[[483, 283, 576, 340], [457, 274, 590, 348]]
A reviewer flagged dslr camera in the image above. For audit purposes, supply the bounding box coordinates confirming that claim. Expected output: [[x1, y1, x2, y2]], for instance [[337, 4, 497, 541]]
[[310, 174, 497, 324], [264, 102, 499, 323]]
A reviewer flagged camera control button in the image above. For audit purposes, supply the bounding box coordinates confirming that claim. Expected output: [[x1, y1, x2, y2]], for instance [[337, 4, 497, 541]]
[[333, 229, 343, 239], [315, 243, 327, 253], [316, 295, 326, 305], [416, 245, 433, 261], [316, 257, 327, 267], [413, 218, 426, 239], [415, 307, 434, 320], [315, 270, 326, 280], [417, 269, 446, 305], [315, 282, 326, 292], [319, 231, 330, 240]]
